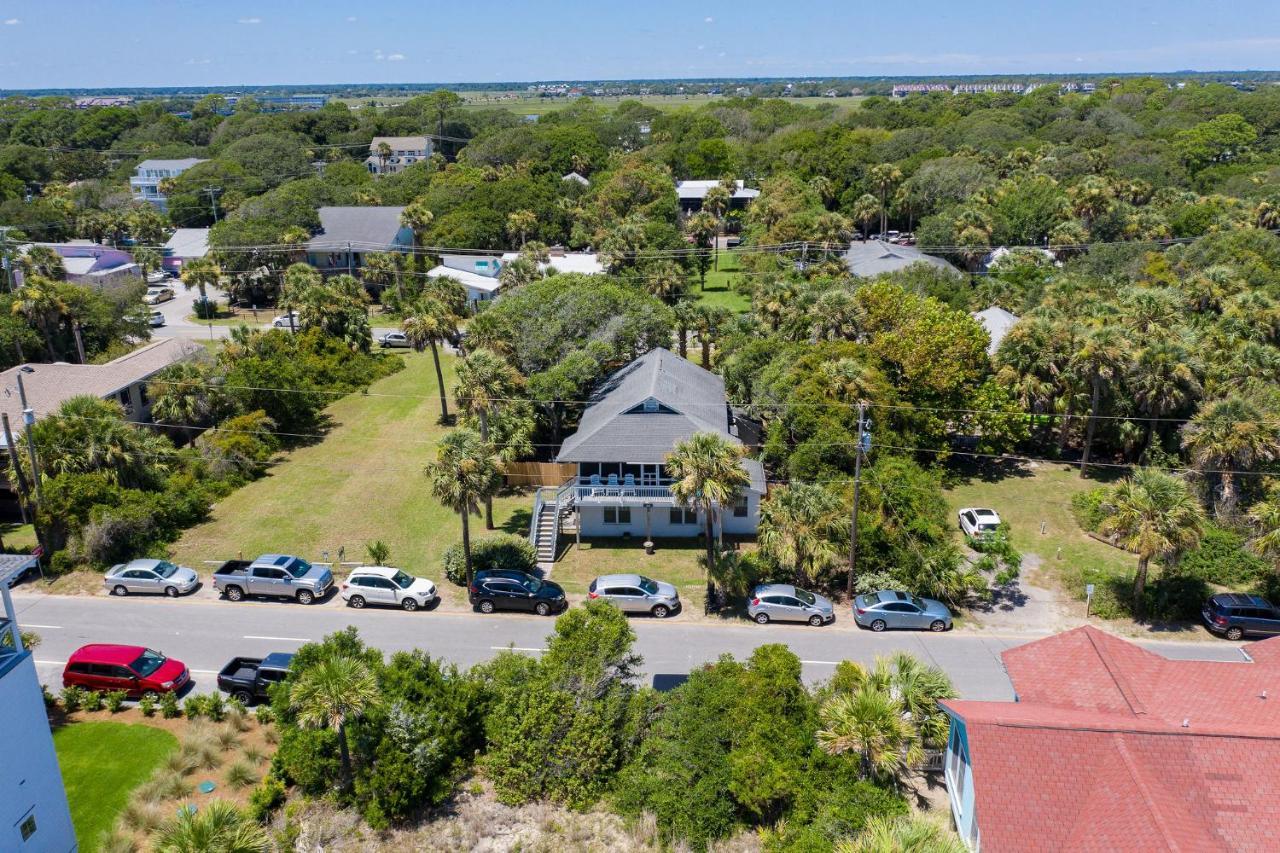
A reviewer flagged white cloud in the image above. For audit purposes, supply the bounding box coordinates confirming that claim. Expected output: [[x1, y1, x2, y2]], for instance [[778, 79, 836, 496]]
[[236, 17, 261, 25], [346, 16, 357, 22], [3, 18, 20, 25], [185, 58, 211, 65], [704, 16, 713, 23], [386, 53, 405, 61], [718, 51, 726, 57], [346, 49, 358, 55], [697, 44, 705, 50]]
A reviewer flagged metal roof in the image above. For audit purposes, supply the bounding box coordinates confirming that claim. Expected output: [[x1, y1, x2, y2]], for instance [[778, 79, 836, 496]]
[[843, 240, 960, 277], [0, 554, 38, 586], [306, 206, 407, 251]]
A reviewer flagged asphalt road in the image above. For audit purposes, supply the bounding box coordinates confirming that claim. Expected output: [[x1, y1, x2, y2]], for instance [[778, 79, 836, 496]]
[[150, 285, 404, 343], [11, 593, 1249, 700]]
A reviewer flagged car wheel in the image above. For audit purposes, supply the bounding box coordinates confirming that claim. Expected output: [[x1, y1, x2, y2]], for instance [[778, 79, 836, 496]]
[[870, 619, 887, 632], [296, 590, 315, 605], [348, 595, 365, 609], [233, 690, 253, 706], [225, 585, 244, 602], [808, 615, 824, 627], [479, 600, 496, 614], [113, 584, 128, 596], [535, 602, 551, 616], [1226, 626, 1244, 641], [651, 604, 670, 619], [401, 597, 419, 612], [164, 586, 179, 598], [754, 612, 770, 625], [930, 620, 947, 632]]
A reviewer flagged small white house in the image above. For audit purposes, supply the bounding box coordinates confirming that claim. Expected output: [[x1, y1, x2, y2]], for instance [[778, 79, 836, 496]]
[[366, 136, 433, 175]]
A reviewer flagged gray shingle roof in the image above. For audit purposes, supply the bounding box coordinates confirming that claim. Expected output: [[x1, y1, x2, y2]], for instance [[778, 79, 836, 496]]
[[556, 348, 738, 464], [844, 240, 960, 277], [972, 305, 1021, 356], [307, 207, 407, 251]]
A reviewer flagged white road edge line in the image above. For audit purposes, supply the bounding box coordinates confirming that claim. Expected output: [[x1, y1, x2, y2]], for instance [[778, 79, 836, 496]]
[[35, 659, 67, 666], [490, 646, 548, 652], [190, 669, 220, 674], [22, 624, 63, 629], [242, 635, 310, 642]]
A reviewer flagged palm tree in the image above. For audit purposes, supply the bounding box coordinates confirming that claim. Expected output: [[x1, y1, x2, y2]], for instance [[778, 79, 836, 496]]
[[758, 483, 844, 588], [403, 296, 458, 423], [818, 685, 923, 783], [455, 349, 524, 529], [693, 304, 731, 370], [505, 209, 538, 248], [1248, 493, 1280, 564], [180, 256, 222, 318], [400, 200, 434, 249], [811, 212, 852, 259], [850, 194, 879, 241], [150, 361, 220, 439], [1099, 468, 1204, 617], [426, 428, 502, 585], [19, 245, 65, 280], [280, 225, 312, 265], [868, 163, 903, 237], [1127, 340, 1202, 457], [1076, 325, 1131, 477], [360, 251, 400, 302], [153, 801, 270, 853], [683, 211, 717, 290], [375, 140, 392, 172], [702, 184, 731, 270], [1182, 396, 1280, 518], [133, 246, 162, 281], [667, 431, 749, 609], [837, 815, 967, 853], [841, 653, 957, 748], [643, 260, 687, 305], [289, 652, 382, 793], [12, 276, 66, 361]]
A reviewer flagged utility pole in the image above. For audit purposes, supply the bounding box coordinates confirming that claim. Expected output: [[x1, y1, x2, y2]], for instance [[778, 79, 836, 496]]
[[845, 401, 870, 599], [72, 321, 87, 364], [16, 373, 48, 577], [203, 187, 221, 223]]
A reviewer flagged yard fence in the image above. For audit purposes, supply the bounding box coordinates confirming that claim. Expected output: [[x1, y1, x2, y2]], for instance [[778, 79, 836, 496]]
[[502, 462, 576, 487]]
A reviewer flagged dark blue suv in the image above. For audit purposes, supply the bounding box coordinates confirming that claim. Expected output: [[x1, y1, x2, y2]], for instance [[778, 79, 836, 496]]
[[1203, 593, 1280, 641]]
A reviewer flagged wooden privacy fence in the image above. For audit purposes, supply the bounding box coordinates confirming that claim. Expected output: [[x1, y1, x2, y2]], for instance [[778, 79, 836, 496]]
[[502, 462, 576, 487]]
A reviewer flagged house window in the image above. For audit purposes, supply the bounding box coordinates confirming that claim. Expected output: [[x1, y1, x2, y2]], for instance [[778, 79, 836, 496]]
[[669, 508, 697, 525], [733, 494, 749, 518], [19, 814, 36, 842], [604, 507, 631, 525]]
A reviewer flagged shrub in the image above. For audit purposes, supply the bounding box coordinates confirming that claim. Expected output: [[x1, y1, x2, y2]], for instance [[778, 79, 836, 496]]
[[1071, 487, 1109, 532], [248, 773, 287, 822], [137, 769, 192, 801], [184, 696, 205, 719], [227, 695, 247, 715], [160, 690, 181, 718], [164, 749, 198, 777], [244, 745, 266, 764], [82, 690, 105, 712], [121, 797, 166, 833], [1179, 525, 1268, 587], [205, 692, 226, 723], [254, 704, 275, 726], [138, 693, 157, 717], [104, 689, 129, 713], [226, 759, 259, 789], [366, 539, 391, 566], [60, 685, 86, 712], [42, 684, 57, 709], [215, 724, 241, 752], [226, 706, 251, 733], [442, 534, 537, 586]]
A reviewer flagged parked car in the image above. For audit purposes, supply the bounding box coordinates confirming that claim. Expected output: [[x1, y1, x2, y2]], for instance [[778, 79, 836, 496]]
[[104, 558, 199, 597], [146, 270, 170, 285], [216, 653, 293, 705], [211, 554, 333, 605], [958, 507, 1002, 538], [340, 566, 437, 611], [854, 590, 952, 632], [468, 569, 567, 616], [63, 644, 190, 696], [378, 331, 410, 349], [588, 573, 680, 618], [149, 310, 166, 328], [143, 287, 175, 305], [1203, 593, 1280, 640], [748, 583, 834, 626], [271, 311, 300, 329]]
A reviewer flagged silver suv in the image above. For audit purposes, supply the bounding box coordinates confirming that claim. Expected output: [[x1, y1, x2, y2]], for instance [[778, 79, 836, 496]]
[[748, 583, 835, 626], [588, 574, 680, 618]]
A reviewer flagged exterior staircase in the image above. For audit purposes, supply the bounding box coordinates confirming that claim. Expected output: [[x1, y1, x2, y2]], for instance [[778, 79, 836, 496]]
[[534, 503, 558, 564], [529, 480, 576, 571]]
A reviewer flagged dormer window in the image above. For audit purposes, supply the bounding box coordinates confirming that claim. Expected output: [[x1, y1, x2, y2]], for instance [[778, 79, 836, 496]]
[[625, 397, 676, 415], [643, 398, 658, 413]]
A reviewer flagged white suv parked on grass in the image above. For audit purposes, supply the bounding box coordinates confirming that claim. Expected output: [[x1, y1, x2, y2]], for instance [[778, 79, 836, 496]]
[[958, 507, 1002, 538]]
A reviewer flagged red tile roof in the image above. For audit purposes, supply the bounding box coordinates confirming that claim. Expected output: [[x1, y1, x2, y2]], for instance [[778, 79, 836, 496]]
[[941, 626, 1280, 852]]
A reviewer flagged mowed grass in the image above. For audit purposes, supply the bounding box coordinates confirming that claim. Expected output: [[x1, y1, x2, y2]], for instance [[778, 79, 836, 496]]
[[943, 463, 1137, 595], [54, 721, 178, 853], [171, 351, 529, 582], [693, 250, 751, 313]]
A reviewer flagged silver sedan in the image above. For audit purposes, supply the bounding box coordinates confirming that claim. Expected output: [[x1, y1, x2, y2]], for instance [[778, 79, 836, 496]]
[[104, 559, 200, 597]]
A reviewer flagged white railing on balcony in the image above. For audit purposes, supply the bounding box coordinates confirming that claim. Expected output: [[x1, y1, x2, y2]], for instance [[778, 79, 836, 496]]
[[571, 477, 675, 502]]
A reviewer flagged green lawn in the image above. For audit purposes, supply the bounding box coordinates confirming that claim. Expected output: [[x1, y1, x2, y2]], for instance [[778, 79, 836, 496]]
[[54, 722, 177, 853], [692, 250, 751, 313], [555, 537, 710, 602], [171, 352, 530, 583], [943, 463, 1137, 598]]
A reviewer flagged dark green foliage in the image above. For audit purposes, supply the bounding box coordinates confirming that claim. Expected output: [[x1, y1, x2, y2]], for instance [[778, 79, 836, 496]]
[[104, 690, 128, 713], [1071, 487, 1110, 533], [159, 690, 181, 718], [60, 685, 86, 712], [247, 772, 287, 822], [441, 534, 537, 586], [81, 689, 104, 712], [1179, 525, 1269, 587]]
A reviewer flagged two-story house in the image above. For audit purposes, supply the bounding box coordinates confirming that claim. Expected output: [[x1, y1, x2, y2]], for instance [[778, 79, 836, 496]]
[[365, 136, 433, 176], [529, 348, 764, 563], [305, 206, 413, 274], [675, 179, 760, 215], [129, 157, 208, 212], [0, 570, 77, 852]]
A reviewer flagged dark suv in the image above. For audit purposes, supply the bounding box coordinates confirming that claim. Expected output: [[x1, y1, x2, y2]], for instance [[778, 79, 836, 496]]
[[1203, 593, 1280, 640], [468, 569, 567, 616]]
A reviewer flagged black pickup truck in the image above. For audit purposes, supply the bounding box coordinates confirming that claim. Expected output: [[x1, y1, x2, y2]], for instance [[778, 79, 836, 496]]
[[216, 653, 294, 705]]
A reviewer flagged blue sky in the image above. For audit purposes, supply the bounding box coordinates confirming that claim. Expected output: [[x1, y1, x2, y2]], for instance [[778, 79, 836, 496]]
[[2, 0, 1280, 88]]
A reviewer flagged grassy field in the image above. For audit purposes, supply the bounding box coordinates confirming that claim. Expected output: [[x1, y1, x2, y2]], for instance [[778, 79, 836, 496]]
[[54, 721, 178, 852], [171, 351, 530, 583], [943, 463, 1137, 595], [692, 249, 751, 313]]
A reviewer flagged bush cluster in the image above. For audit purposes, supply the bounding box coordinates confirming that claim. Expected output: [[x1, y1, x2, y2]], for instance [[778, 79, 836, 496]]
[[442, 534, 537, 586]]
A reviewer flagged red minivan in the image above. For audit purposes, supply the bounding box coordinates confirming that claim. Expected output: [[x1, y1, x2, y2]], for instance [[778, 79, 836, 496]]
[[62, 644, 191, 696]]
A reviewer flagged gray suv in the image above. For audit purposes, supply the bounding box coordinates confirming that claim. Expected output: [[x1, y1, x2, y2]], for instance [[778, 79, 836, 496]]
[[588, 574, 680, 618], [748, 584, 835, 626]]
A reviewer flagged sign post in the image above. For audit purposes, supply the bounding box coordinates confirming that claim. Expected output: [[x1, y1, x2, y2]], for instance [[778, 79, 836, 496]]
[[1085, 583, 1095, 618]]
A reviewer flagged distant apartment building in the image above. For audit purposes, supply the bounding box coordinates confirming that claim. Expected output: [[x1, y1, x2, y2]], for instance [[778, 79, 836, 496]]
[[365, 136, 433, 176], [952, 83, 1028, 95], [0, 576, 77, 853], [73, 95, 134, 108], [891, 83, 951, 97], [129, 157, 207, 212]]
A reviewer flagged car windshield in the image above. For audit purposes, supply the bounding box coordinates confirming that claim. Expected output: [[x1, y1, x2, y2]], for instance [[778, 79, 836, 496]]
[[151, 562, 178, 578], [911, 596, 928, 610], [284, 559, 312, 578], [978, 521, 1000, 531], [391, 570, 415, 589], [524, 577, 543, 592], [130, 649, 167, 677], [795, 588, 816, 605], [638, 577, 658, 595]]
